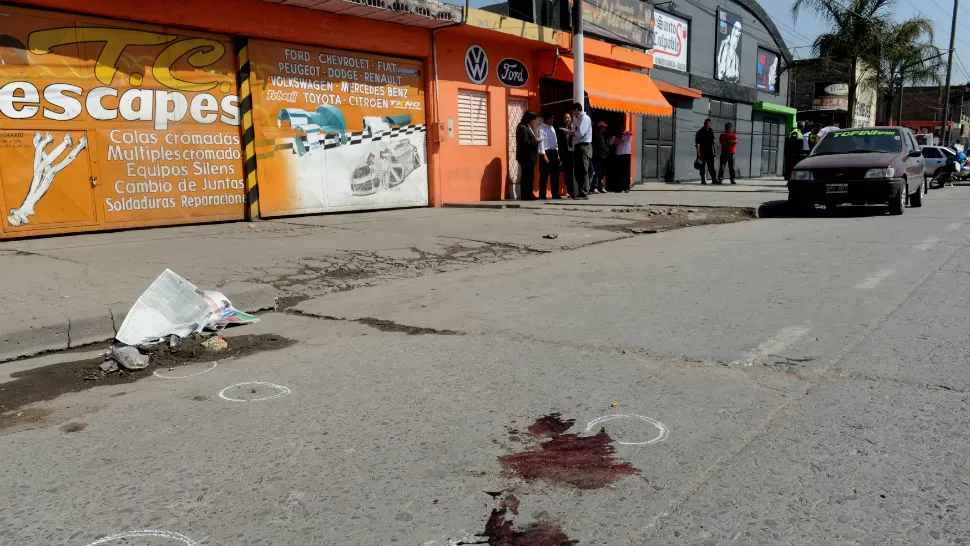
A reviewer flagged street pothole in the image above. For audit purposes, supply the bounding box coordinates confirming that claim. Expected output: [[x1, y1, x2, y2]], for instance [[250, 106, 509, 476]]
[[0, 333, 296, 429]]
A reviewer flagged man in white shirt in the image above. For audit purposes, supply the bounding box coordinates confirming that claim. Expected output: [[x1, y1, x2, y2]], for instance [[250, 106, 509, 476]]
[[569, 102, 593, 199], [537, 111, 562, 199], [817, 120, 840, 140]]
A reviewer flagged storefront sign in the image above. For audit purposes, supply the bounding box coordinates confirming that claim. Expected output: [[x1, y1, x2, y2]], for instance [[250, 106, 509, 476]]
[[464, 44, 489, 85], [0, 6, 244, 237], [756, 48, 779, 92], [496, 58, 529, 87], [813, 82, 848, 110], [249, 40, 428, 216], [715, 9, 742, 84], [585, 0, 655, 49], [648, 10, 689, 72]]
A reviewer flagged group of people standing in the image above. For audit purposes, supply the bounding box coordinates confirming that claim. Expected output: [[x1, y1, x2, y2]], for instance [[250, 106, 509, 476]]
[[695, 117, 843, 183], [784, 120, 840, 179], [694, 118, 739, 185], [516, 103, 634, 200]]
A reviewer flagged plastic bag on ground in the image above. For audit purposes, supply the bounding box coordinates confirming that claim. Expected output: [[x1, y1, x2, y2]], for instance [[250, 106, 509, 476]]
[[115, 270, 259, 346], [108, 345, 150, 370]]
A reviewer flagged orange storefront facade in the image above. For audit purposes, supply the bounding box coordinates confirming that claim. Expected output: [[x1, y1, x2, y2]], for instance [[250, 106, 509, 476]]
[[0, 5, 246, 237], [0, 0, 667, 238], [0, 0, 434, 238]]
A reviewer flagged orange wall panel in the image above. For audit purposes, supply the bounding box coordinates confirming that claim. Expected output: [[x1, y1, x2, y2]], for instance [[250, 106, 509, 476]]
[[432, 30, 547, 203], [11, 0, 432, 59]]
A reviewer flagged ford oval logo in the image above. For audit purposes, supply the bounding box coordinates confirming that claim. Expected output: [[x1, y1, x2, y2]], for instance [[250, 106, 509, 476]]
[[496, 58, 529, 88]]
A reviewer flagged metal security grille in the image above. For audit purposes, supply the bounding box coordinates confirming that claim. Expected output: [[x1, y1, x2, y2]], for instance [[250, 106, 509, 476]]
[[507, 98, 528, 187], [641, 112, 675, 181], [761, 117, 781, 176], [709, 100, 736, 134], [458, 90, 489, 146]]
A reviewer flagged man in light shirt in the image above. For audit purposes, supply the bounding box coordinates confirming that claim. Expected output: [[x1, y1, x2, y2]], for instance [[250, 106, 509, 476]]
[[537, 110, 562, 199], [817, 120, 840, 140], [569, 102, 592, 199]]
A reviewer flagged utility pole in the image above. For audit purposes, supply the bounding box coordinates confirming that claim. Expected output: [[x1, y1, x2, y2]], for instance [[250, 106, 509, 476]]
[[941, 0, 959, 145], [898, 82, 905, 126], [572, 0, 584, 108]]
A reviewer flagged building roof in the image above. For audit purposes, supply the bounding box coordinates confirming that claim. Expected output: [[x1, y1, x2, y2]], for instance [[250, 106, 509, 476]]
[[737, 0, 793, 65]]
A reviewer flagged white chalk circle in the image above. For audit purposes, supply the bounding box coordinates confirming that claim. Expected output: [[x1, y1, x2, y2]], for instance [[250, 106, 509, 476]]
[[153, 362, 219, 379], [584, 414, 669, 446], [85, 529, 198, 545], [218, 381, 291, 402]]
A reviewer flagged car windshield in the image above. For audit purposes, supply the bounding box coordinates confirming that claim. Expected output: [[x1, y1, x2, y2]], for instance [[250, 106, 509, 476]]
[[944, 148, 957, 158], [812, 129, 902, 156]]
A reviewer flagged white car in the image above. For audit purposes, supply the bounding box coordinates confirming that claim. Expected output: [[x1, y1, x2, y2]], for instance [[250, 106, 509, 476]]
[[920, 145, 957, 178]]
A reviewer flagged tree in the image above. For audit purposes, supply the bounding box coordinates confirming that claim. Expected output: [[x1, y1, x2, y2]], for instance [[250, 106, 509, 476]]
[[792, 0, 894, 127], [861, 20, 940, 124]]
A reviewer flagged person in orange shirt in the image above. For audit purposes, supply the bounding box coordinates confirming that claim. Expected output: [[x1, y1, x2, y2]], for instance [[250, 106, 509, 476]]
[[718, 122, 739, 185]]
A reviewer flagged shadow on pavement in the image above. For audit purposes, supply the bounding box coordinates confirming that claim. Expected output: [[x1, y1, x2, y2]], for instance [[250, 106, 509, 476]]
[[758, 200, 893, 218]]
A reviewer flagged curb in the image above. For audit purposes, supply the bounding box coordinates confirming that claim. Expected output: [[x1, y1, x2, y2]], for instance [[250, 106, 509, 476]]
[[0, 282, 278, 363], [443, 202, 524, 209]]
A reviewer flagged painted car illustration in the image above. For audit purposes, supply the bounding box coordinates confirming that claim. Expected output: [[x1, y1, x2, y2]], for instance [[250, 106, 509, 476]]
[[278, 105, 349, 156], [350, 140, 422, 196], [362, 114, 412, 139]]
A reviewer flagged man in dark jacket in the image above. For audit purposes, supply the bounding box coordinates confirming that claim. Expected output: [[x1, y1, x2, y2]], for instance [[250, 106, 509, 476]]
[[516, 111, 539, 200], [695, 118, 717, 184]]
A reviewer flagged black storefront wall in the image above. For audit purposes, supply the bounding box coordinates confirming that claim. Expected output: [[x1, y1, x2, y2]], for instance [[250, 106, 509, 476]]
[[636, 0, 793, 183]]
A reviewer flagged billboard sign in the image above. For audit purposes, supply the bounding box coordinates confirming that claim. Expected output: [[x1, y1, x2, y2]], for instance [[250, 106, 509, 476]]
[[585, 0, 655, 49], [648, 10, 689, 72], [715, 9, 742, 83], [249, 40, 428, 216], [813, 82, 849, 110], [756, 48, 779, 92], [0, 6, 244, 237]]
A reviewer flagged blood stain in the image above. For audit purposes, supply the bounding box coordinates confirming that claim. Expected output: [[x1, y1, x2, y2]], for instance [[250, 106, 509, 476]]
[[459, 494, 577, 546], [526, 413, 574, 437], [500, 414, 638, 489]]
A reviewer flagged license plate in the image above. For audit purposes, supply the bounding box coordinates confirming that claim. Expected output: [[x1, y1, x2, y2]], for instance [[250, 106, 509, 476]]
[[826, 183, 848, 193]]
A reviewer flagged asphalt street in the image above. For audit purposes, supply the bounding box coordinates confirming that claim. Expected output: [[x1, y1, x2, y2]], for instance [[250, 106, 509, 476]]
[[3, 188, 970, 545]]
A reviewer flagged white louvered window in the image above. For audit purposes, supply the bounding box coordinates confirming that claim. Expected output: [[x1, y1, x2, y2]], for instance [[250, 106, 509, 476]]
[[458, 90, 488, 146]]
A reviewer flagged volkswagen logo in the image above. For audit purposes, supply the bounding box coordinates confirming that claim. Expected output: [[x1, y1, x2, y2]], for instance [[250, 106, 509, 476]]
[[464, 44, 489, 84]]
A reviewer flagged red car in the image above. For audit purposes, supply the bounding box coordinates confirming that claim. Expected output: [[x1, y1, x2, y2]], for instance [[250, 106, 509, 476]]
[[788, 127, 926, 215]]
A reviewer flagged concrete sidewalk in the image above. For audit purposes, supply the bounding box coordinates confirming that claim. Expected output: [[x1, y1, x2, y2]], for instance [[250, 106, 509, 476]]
[[445, 177, 789, 212], [0, 178, 781, 360], [3, 203, 741, 361]]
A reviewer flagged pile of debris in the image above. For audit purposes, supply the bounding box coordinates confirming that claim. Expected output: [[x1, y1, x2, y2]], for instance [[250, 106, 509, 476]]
[[94, 269, 259, 378]]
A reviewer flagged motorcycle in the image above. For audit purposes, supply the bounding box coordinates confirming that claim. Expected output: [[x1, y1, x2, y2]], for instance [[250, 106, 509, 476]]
[[930, 158, 960, 188]]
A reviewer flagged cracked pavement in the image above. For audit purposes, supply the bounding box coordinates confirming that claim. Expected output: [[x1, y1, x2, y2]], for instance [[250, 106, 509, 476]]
[[3, 188, 970, 545]]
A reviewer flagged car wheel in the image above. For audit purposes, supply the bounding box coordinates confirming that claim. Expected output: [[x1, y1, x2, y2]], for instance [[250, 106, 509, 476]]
[[789, 197, 814, 216], [889, 185, 905, 215], [911, 182, 923, 207]]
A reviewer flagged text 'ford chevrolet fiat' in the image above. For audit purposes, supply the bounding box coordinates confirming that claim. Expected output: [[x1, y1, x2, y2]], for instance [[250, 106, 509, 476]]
[[788, 128, 926, 215]]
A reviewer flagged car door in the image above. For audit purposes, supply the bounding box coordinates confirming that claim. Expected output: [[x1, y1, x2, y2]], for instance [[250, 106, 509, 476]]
[[904, 131, 924, 183], [922, 147, 942, 176]]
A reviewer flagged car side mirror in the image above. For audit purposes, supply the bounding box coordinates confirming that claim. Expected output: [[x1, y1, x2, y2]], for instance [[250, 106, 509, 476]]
[[909, 150, 923, 158]]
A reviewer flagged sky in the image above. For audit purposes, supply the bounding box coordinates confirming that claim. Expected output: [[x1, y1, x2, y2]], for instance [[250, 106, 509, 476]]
[[761, 0, 970, 84]]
